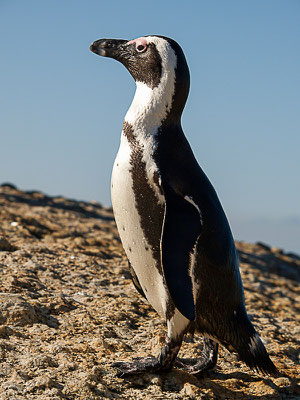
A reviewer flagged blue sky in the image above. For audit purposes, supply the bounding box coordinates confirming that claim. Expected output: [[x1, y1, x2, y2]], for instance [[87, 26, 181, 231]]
[[1, 1, 299, 253]]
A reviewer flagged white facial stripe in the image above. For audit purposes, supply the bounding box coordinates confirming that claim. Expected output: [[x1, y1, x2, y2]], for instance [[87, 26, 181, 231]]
[[125, 37, 177, 134]]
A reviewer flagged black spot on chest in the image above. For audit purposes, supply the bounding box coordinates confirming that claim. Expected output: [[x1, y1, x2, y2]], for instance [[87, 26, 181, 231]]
[[123, 122, 164, 269]]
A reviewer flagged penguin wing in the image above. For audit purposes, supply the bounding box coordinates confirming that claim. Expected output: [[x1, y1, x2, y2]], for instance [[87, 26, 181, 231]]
[[128, 260, 147, 300], [161, 182, 201, 321]]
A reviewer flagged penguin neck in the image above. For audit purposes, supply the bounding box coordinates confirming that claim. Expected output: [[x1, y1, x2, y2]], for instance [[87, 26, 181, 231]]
[[124, 74, 181, 137]]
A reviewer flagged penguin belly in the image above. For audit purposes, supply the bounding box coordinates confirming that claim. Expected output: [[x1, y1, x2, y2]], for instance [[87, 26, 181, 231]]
[[111, 136, 168, 319]]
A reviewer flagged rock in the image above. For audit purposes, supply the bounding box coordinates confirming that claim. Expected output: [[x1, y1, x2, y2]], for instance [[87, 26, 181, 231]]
[[22, 354, 58, 369], [273, 377, 291, 387], [0, 237, 17, 252], [0, 325, 14, 338], [25, 375, 57, 392], [0, 294, 39, 326], [0, 182, 17, 189], [256, 241, 272, 251], [0, 185, 299, 399]]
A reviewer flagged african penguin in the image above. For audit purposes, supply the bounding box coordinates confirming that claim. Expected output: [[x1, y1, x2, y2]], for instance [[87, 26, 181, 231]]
[[90, 35, 277, 377]]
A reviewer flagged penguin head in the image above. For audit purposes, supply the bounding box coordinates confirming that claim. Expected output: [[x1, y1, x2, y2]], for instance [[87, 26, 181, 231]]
[[90, 35, 190, 120]]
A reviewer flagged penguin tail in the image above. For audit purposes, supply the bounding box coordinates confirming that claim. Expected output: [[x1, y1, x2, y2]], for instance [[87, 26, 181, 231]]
[[235, 331, 278, 376], [226, 307, 278, 376]]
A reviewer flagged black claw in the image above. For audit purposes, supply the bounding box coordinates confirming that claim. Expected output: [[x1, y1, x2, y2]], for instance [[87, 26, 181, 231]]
[[116, 370, 126, 378]]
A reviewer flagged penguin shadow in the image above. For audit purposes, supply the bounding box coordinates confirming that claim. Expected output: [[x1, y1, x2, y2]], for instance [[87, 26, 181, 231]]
[[123, 368, 289, 399], [122, 336, 293, 398]]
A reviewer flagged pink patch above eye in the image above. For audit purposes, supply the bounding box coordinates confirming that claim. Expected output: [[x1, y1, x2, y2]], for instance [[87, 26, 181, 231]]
[[127, 37, 147, 50]]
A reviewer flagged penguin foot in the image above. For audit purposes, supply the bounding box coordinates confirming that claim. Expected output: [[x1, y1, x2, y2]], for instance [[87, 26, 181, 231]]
[[113, 357, 166, 377], [113, 336, 182, 377], [175, 338, 218, 374]]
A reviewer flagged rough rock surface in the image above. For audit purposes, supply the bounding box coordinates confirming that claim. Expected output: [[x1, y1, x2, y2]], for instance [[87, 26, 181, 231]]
[[0, 184, 299, 399]]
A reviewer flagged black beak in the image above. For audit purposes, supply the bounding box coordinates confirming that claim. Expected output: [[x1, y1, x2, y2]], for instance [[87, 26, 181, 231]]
[[90, 38, 128, 60]]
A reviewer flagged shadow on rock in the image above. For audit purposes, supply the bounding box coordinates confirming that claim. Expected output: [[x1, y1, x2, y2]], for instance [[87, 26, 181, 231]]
[[238, 249, 300, 282], [0, 186, 113, 221]]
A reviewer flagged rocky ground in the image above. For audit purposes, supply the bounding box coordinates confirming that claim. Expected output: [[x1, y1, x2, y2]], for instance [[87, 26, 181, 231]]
[[0, 184, 299, 399]]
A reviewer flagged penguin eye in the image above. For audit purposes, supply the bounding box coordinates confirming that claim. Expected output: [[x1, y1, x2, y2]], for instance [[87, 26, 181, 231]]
[[136, 44, 147, 53]]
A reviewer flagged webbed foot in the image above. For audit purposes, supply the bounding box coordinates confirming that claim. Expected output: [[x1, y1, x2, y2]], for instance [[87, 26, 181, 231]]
[[112, 336, 182, 377], [113, 356, 166, 377]]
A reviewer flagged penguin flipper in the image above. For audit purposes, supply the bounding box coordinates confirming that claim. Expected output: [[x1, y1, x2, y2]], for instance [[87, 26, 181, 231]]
[[128, 260, 147, 299], [161, 183, 201, 321]]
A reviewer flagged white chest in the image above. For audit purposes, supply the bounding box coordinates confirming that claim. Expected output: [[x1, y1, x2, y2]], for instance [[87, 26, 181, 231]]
[[111, 134, 168, 318]]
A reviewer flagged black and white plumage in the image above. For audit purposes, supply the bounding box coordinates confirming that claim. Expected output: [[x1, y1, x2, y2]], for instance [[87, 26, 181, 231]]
[[90, 35, 277, 377]]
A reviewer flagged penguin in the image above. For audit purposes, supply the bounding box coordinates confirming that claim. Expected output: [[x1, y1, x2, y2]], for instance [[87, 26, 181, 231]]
[[90, 35, 277, 377]]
